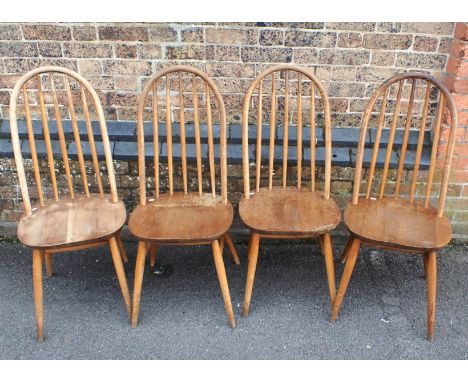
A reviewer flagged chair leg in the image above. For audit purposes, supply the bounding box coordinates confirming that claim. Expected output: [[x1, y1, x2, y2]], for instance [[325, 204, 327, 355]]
[[212, 239, 236, 328], [340, 235, 354, 264], [131, 241, 148, 328], [32, 249, 44, 342], [330, 237, 361, 322], [44, 252, 53, 277], [321, 233, 336, 306], [219, 236, 225, 256], [425, 250, 437, 341], [423, 252, 428, 279], [242, 232, 261, 317], [224, 233, 240, 265], [149, 244, 158, 268], [116, 234, 129, 263], [109, 236, 131, 318]]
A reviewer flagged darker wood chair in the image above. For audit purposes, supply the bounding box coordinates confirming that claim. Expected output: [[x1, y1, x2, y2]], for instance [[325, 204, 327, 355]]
[[129, 66, 238, 329], [9, 66, 131, 341], [331, 73, 458, 341], [240, 65, 341, 317]]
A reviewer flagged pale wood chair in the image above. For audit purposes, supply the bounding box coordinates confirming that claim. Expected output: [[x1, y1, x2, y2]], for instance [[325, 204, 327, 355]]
[[331, 73, 458, 341], [129, 66, 238, 328], [240, 65, 341, 317], [9, 66, 131, 341]]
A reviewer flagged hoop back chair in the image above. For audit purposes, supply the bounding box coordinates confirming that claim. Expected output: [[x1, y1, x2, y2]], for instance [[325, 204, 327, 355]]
[[331, 72, 458, 341], [129, 66, 237, 328], [240, 65, 341, 317], [9, 66, 131, 341]]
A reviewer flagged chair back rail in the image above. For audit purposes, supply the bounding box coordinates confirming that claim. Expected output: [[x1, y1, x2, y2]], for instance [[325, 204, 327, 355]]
[[9, 66, 118, 216], [352, 72, 457, 217], [136, 65, 228, 205], [242, 64, 332, 199]]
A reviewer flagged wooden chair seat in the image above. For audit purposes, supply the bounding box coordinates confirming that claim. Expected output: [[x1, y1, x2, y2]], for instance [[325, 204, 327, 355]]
[[18, 194, 126, 250], [239, 187, 341, 236], [128, 193, 234, 244], [344, 198, 452, 251]]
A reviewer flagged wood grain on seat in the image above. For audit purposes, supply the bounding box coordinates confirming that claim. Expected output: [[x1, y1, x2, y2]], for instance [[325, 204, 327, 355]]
[[239, 187, 341, 236], [129, 193, 233, 244], [344, 198, 452, 250], [18, 194, 126, 250]]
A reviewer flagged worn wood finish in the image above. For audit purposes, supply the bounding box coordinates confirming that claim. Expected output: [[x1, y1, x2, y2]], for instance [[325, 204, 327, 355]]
[[131, 66, 235, 328], [18, 194, 126, 249], [9, 66, 130, 341], [239, 187, 340, 236], [336, 72, 458, 340], [241, 65, 338, 317], [129, 193, 233, 244], [344, 198, 452, 251]]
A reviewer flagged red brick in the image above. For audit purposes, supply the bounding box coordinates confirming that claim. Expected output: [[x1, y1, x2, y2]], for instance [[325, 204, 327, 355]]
[[453, 79, 468, 94], [454, 22, 468, 40], [453, 170, 468, 182]]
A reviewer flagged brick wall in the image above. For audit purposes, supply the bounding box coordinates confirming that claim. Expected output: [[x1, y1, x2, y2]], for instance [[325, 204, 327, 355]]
[[0, 22, 467, 240], [442, 22, 468, 237]]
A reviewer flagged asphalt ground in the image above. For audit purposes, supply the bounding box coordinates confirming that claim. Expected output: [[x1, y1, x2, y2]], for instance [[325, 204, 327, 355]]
[[0, 238, 466, 359]]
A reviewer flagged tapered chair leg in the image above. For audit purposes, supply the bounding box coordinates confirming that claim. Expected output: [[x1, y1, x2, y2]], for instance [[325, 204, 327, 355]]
[[109, 236, 131, 317], [219, 236, 225, 256], [224, 233, 240, 265], [32, 249, 44, 342], [242, 232, 261, 317], [212, 239, 236, 328], [321, 233, 336, 306], [425, 250, 437, 341], [131, 241, 148, 328], [423, 252, 428, 279], [116, 234, 129, 263], [149, 244, 158, 268], [44, 252, 53, 277], [340, 235, 354, 264], [331, 237, 361, 322]]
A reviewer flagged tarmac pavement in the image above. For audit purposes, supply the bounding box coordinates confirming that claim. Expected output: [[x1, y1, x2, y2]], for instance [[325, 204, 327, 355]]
[[0, 238, 466, 359]]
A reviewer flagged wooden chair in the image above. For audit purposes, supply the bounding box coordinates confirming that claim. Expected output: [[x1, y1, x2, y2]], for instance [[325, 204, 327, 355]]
[[129, 66, 238, 328], [9, 66, 131, 341], [240, 65, 341, 317], [330, 73, 458, 341]]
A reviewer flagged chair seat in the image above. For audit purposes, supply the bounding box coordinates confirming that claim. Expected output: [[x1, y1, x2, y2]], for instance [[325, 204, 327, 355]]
[[344, 198, 452, 250], [128, 193, 233, 244], [239, 187, 341, 236], [17, 194, 126, 249]]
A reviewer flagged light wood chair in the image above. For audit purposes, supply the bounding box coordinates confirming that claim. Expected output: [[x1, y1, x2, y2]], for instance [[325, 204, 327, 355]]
[[9, 66, 131, 341], [331, 73, 458, 341], [129, 66, 238, 328], [240, 65, 341, 317]]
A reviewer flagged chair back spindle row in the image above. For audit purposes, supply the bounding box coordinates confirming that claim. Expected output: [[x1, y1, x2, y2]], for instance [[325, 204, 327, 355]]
[[242, 65, 332, 199], [9, 66, 119, 216], [352, 73, 458, 217], [136, 66, 228, 206]]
